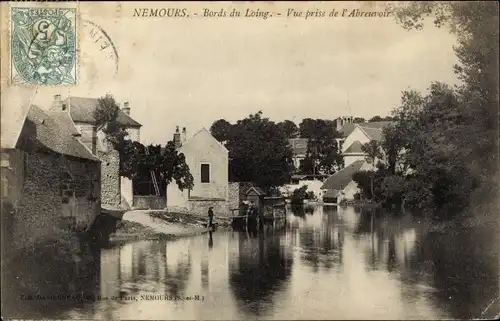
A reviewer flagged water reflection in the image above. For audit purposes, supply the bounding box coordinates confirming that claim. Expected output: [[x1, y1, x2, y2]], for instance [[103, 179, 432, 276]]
[[2, 206, 498, 320], [229, 230, 293, 316]]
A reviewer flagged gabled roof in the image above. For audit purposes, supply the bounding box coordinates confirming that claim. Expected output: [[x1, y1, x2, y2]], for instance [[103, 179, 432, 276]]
[[356, 121, 392, 142], [288, 138, 308, 155], [57, 96, 142, 127], [22, 106, 99, 161], [320, 160, 366, 190], [179, 127, 228, 153], [340, 123, 356, 138], [342, 140, 364, 154], [246, 186, 265, 196]]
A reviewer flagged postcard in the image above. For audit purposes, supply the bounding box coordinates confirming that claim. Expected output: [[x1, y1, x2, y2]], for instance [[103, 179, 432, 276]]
[[1, 1, 499, 320]]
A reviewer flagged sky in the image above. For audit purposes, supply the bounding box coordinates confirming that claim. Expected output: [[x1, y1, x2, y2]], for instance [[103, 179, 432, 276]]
[[8, 2, 461, 145]]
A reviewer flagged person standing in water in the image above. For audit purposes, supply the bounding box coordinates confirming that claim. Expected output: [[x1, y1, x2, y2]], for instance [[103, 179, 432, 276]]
[[207, 207, 214, 228]]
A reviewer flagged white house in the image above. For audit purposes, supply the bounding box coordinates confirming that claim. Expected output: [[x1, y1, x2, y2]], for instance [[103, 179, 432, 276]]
[[320, 160, 373, 204], [341, 121, 391, 167], [320, 120, 393, 204], [166, 127, 234, 216]]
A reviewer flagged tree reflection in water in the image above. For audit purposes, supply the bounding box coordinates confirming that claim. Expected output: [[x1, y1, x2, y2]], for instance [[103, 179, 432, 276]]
[[229, 228, 293, 316], [353, 207, 500, 319]]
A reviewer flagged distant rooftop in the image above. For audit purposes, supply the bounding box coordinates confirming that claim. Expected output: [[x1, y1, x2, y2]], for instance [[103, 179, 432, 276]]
[[56, 96, 142, 127]]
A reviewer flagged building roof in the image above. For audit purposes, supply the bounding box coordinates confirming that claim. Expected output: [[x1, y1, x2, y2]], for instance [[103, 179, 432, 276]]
[[288, 138, 308, 156], [339, 123, 356, 138], [342, 140, 364, 154], [320, 160, 366, 190], [356, 121, 392, 141], [23, 105, 99, 161], [179, 127, 228, 153], [58, 96, 142, 127], [246, 186, 266, 196]]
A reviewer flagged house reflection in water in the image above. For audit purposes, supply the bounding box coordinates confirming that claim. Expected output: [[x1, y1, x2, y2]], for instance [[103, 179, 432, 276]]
[[228, 230, 294, 316]]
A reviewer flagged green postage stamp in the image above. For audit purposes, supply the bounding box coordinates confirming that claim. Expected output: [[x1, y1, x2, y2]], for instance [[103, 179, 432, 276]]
[[11, 7, 77, 86]]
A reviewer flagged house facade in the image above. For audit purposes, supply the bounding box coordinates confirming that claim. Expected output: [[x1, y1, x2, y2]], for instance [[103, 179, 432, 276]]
[[49, 95, 142, 208], [1, 104, 101, 253], [288, 138, 308, 170], [341, 121, 391, 167], [320, 120, 392, 203], [166, 127, 239, 217]]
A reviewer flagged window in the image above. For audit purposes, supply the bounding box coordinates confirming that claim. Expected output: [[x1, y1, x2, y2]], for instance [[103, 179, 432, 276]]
[[200, 164, 210, 183]]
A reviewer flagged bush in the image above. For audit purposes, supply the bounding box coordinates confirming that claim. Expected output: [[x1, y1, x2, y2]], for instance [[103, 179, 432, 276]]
[[290, 185, 308, 206]]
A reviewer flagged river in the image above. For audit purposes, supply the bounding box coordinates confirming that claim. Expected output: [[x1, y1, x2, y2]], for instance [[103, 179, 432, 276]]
[[3, 206, 499, 320]]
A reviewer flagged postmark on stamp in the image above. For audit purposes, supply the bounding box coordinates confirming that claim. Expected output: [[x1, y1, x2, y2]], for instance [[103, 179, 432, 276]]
[[10, 7, 77, 86]]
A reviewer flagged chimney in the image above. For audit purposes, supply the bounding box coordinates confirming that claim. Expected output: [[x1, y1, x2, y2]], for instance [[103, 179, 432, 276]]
[[335, 117, 342, 132], [173, 126, 181, 149], [122, 101, 130, 115], [181, 127, 187, 143], [52, 94, 63, 111]]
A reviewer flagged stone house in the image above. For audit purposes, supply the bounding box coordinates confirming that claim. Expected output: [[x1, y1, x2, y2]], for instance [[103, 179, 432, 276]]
[[341, 121, 392, 167], [166, 127, 240, 217], [49, 95, 142, 208], [1, 104, 101, 253]]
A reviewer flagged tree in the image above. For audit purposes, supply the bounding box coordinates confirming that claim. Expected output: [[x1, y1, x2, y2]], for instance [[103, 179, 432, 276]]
[[362, 140, 382, 165], [369, 115, 383, 122], [298, 118, 343, 174], [369, 115, 394, 122], [210, 119, 233, 143], [120, 140, 194, 196], [392, 1, 499, 208], [223, 111, 293, 190], [353, 117, 366, 123], [94, 94, 194, 196], [93, 94, 128, 149], [277, 120, 299, 139], [361, 140, 383, 197]]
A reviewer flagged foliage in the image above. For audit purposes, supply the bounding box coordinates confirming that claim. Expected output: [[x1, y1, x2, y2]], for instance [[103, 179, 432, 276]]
[[391, 1, 499, 202], [216, 111, 293, 190], [290, 185, 309, 206], [120, 140, 194, 196], [93, 94, 128, 149], [353, 117, 366, 123], [91, 94, 194, 196], [353, 2, 499, 217], [369, 115, 394, 122], [361, 140, 382, 165], [210, 119, 233, 143], [277, 120, 299, 139], [298, 118, 343, 174]]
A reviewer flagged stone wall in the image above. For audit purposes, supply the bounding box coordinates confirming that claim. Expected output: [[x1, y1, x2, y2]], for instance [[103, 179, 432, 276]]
[[228, 182, 243, 212], [187, 199, 230, 217], [97, 131, 121, 206], [133, 195, 166, 210], [1, 149, 101, 253]]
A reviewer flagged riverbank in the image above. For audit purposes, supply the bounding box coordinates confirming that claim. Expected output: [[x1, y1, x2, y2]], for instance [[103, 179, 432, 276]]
[[107, 210, 232, 246], [147, 210, 232, 227], [108, 220, 176, 245]]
